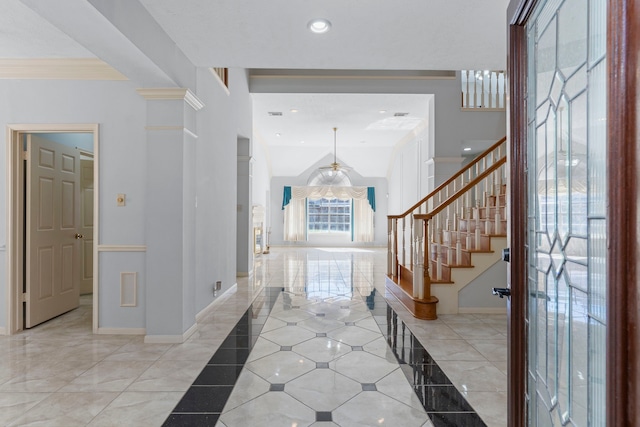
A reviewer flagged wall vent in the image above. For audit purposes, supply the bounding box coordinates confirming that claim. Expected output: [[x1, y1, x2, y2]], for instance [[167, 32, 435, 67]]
[[393, 112, 409, 117], [120, 272, 138, 307], [268, 112, 283, 116]]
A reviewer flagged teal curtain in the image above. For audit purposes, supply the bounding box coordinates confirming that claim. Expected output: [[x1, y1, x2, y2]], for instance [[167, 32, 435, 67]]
[[282, 186, 292, 210], [367, 187, 376, 212]]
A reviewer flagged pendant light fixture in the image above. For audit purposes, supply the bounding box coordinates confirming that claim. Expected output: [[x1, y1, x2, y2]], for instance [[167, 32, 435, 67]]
[[307, 127, 352, 186]]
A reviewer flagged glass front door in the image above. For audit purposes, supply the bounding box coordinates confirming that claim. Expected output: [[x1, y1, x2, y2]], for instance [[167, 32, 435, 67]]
[[524, 0, 607, 424]]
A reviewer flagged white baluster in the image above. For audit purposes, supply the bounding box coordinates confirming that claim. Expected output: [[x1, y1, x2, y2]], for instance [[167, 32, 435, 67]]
[[387, 219, 392, 276], [495, 210, 502, 235], [401, 217, 406, 267], [410, 214, 414, 269], [456, 231, 462, 266], [391, 219, 397, 278], [413, 218, 424, 299]]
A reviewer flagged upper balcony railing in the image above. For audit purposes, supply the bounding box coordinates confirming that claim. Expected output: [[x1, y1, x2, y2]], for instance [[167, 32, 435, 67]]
[[461, 70, 506, 111]]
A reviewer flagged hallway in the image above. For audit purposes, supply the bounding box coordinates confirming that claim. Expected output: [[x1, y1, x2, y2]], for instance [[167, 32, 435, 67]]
[[0, 248, 506, 426]]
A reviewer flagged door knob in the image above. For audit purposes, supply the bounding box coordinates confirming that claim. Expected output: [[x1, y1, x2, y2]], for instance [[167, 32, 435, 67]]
[[492, 287, 511, 298], [74, 233, 84, 239]]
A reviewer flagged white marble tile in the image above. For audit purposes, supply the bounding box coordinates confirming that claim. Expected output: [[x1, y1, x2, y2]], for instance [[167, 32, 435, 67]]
[[438, 360, 508, 392], [160, 342, 218, 362], [407, 323, 461, 340], [285, 369, 361, 411], [362, 337, 397, 361], [126, 359, 204, 392], [246, 337, 281, 362], [260, 317, 288, 333], [376, 368, 427, 411], [355, 316, 383, 333], [270, 308, 314, 323], [327, 325, 380, 347], [446, 323, 505, 340], [59, 360, 154, 392], [8, 392, 119, 427], [421, 339, 487, 361], [297, 316, 345, 333], [219, 389, 316, 427], [86, 391, 184, 427], [464, 391, 509, 427], [102, 342, 172, 361], [260, 325, 316, 346], [332, 391, 428, 427], [222, 369, 271, 412], [293, 337, 351, 363], [246, 350, 315, 383], [466, 339, 508, 361], [330, 351, 398, 384], [0, 392, 50, 426]]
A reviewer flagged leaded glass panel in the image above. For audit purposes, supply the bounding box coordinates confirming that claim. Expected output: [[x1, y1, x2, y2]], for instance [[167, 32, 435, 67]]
[[525, 0, 606, 424]]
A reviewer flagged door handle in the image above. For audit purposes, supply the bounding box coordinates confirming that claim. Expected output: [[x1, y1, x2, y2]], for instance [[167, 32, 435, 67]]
[[492, 287, 511, 298], [75, 233, 84, 239]]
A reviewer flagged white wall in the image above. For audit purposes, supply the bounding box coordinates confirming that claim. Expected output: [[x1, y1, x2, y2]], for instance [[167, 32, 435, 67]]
[[194, 68, 253, 315], [458, 260, 508, 310], [269, 157, 388, 247], [0, 79, 148, 330]]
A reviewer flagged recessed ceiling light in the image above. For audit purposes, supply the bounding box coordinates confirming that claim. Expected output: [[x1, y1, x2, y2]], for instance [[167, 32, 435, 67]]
[[379, 110, 387, 114], [300, 140, 305, 144], [463, 147, 472, 151], [290, 109, 298, 113], [275, 133, 281, 137], [308, 18, 331, 34]]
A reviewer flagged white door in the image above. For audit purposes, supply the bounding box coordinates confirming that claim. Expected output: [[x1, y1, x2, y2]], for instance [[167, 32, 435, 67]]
[[80, 157, 94, 295], [25, 134, 81, 328]]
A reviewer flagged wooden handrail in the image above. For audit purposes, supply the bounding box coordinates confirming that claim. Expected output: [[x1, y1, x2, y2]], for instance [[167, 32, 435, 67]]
[[391, 136, 506, 218], [415, 156, 507, 220]]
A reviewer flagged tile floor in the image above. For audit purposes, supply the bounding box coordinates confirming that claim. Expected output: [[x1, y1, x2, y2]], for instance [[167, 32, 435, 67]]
[[0, 247, 507, 426]]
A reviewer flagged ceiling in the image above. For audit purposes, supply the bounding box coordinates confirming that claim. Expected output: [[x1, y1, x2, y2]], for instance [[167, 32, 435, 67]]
[[2, 0, 509, 179]]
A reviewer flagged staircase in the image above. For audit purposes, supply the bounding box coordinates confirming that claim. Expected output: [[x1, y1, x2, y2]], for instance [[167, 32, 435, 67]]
[[386, 137, 507, 320]]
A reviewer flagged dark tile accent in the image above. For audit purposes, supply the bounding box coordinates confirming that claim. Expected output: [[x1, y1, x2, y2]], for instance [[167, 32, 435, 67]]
[[219, 334, 250, 349], [362, 291, 486, 426], [351, 346, 364, 351], [207, 348, 249, 365], [292, 305, 300, 309], [428, 411, 487, 427], [172, 386, 233, 412], [280, 346, 292, 351], [415, 385, 475, 412], [193, 364, 243, 386], [287, 322, 297, 326], [340, 306, 350, 309], [316, 313, 325, 317], [316, 412, 333, 422], [316, 362, 329, 369], [316, 333, 327, 337], [361, 383, 377, 391], [270, 383, 285, 391], [162, 413, 220, 426], [344, 322, 356, 326]]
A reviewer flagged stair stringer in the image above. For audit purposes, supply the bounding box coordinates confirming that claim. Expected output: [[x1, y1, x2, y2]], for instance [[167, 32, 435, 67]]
[[430, 236, 507, 314]]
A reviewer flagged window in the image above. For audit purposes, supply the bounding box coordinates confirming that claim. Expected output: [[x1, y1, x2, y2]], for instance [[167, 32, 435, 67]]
[[307, 198, 351, 234]]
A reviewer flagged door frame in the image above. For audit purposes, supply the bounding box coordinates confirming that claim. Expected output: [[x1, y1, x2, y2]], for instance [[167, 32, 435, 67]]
[[5, 124, 100, 334], [507, 0, 640, 425]]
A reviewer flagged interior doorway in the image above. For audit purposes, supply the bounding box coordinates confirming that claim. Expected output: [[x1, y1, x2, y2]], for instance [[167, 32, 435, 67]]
[[6, 124, 99, 334]]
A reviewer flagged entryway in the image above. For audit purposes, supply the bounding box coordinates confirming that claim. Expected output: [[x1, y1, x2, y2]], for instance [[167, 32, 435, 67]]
[[6, 124, 99, 334]]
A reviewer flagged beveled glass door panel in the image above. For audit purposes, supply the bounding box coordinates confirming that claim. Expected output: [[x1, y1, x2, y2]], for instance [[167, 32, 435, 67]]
[[525, 0, 607, 425]]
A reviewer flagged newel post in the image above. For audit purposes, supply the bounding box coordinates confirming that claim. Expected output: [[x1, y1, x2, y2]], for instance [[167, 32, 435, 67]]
[[414, 214, 439, 320]]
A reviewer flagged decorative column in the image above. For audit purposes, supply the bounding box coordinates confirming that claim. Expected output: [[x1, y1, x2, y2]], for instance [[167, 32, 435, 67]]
[[137, 88, 204, 342]]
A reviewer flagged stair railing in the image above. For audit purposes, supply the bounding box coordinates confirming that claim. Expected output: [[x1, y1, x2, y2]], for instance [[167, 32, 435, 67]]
[[388, 137, 507, 300]]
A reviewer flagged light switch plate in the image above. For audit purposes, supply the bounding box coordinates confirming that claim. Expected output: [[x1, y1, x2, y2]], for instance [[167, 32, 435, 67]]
[[117, 193, 126, 207]]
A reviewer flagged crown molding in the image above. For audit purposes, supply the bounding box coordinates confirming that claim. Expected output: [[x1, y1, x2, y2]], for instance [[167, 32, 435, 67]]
[[0, 58, 127, 80], [136, 88, 205, 111]]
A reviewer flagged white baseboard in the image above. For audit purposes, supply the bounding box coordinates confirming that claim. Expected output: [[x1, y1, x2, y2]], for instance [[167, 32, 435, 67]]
[[97, 327, 146, 335], [196, 283, 238, 321], [458, 307, 507, 315], [144, 323, 198, 344]]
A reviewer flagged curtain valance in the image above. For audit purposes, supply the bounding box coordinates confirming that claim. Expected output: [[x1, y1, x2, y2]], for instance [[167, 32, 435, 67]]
[[282, 186, 376, 212]]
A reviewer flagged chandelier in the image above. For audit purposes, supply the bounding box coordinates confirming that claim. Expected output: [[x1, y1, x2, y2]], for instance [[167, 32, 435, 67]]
[[306, 127, 352, 186]]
